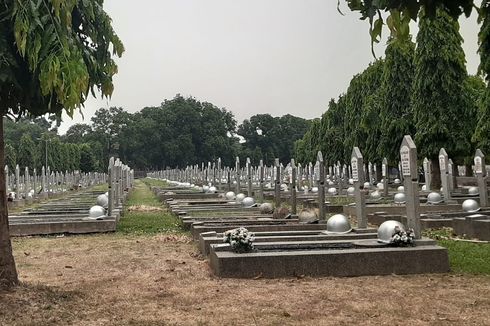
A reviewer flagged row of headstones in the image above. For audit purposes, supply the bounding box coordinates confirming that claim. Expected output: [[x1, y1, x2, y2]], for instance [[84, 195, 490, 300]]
[[5, 164, 107, 201], [106, 157, 134, 217], [151, 150, 487, 204], [153, 136, 489, 239]]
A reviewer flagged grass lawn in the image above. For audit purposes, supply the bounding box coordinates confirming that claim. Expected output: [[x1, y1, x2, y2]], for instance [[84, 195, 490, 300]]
[[424, 228, 490, 275], [117, 179, 183, 235]]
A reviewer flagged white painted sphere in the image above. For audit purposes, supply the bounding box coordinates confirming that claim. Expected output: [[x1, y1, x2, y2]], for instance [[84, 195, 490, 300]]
[[327, 187, 337, 195], [377, 183, 384, 190], [363, 182, 371, 189], [328, 181, 335, 186], [89, 205, 105, 218], [348, 178, 354, 185], [311, 187, 319, 193], [427, 192, 443, 204], [370, 190, 381, 201], [326, 214, 352, 234], [259, 202, 274, 214], [377, 220, 406, 243], [394, 192, 406, 204], [105, 192, 109, 197], [394, 178, 401, 184], [299, 209, 317, 223], [96, 194, 109, 208], [26, 193, 33, 199], [397, 186, 405, 193], [347, 187, 355, 196], [421, 185, 427, 191], [468, 187, 479, 196], [225, 191, 236, 200], [208, 186, 217, 193], [236, 193, 246, 203], [242, 196, 255, 207], [462, 199, 480, 213], [202, 185, 210, 192]]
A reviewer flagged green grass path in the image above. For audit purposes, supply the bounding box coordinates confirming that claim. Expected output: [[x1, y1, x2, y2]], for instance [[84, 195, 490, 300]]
[[117, 179, 184, 235]]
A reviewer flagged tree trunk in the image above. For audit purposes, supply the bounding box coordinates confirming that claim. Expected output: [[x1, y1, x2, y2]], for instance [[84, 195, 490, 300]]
[[431, 159, 442, 190], [0, 119, 19, 288]]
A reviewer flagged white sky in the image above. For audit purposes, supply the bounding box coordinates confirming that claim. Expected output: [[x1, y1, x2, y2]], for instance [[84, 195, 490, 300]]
[[59, 0, 481, 134]]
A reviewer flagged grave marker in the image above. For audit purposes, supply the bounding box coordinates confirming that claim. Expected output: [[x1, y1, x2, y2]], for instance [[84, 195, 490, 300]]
[[401, 135, 421, 238], [474, 149, 488, 207], [291, 158, 297, 215], [439, 148, 451, 201], [351, 147, 367, 228], [317, 151, 326, 220]]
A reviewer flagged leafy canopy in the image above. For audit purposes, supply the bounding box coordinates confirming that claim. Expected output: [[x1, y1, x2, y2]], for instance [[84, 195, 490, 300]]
[[0, 0, 124, 118]]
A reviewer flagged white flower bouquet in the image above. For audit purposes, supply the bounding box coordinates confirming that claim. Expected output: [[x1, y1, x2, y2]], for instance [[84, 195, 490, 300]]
[[223, 227, 255, 253], [390, 226, 415, 246]]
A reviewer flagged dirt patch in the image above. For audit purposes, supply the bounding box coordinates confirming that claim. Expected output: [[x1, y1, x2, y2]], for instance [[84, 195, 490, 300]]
[[2, 234, 489, 325], [127, 205, 163, 212]]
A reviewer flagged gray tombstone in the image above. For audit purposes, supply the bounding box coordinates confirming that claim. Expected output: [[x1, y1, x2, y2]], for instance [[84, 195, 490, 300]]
[[423, 158, 432, 191], [351, 147, 367, 228], [382, 158, 388, 197], [235, 157, 241, 194], [474, 149, 488, 207], [317, 151, 326, 220], [291, 159, 297, 215], [439, 148, 451, 201], [400, 135, 421, 238], [258, 160, 265, 203], [246, 157, 253, 197], [15, 165, 20, 200], [274, 159, 281, 208], [108, 157, 115, 216]]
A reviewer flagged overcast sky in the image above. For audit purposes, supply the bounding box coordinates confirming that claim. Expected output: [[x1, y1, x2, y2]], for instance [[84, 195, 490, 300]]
[[58, 0, 481, 134]]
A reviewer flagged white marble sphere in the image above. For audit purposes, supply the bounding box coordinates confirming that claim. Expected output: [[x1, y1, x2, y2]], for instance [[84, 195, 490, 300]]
[[89, 205, 105, 219], [328, 180, 335, 186], [207, 186, 217, 194], [348, 178, 354, 185], [377, 220, 406, 243], [394, 192, 406, 204], [394, 178, 401, 184], [236, 193, 246, 203], [96, 194, 109, 208], [105, 192, 109, 197], [347, 187, 355, 196], [462, 199, 480, 213], [427, 192, 443, 204], [259, 202, 274, 214], [363, 182, 371, 189], [326, 214, 352, 234], [377, 183, 384, 190], [225, 191, 236, 200], [327, 187, 337, 195], [370, 190, 381, 201], [242, 196, 255, 207], [397, 186, 405, 193], [311, 187, 319, 193], [299, 209, 317, 223], [202, 185, 210, 192], [468, 187, 479, 196]]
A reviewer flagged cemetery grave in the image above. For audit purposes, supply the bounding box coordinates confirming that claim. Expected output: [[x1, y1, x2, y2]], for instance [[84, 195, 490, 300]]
[[6, 157, 134, 236], [145, 137, 490, 278]]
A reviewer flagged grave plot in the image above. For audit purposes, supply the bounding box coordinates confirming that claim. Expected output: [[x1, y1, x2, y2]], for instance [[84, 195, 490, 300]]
[[153, 137, 452, 278], [8, 157, 134, 236]]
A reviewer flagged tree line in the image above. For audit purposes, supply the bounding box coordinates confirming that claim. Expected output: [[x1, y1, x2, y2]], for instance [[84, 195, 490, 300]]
[[294, 9, 487, 186], [6, 95, 311, 172]]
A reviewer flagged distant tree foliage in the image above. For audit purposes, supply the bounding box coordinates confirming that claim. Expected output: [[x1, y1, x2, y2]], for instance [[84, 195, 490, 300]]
[[412, 9, 469, 164], [237, 114, 311, 165], [295, 10, 485, 178]]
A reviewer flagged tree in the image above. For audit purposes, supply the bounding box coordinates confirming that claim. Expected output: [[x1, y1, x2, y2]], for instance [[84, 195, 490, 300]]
[[378, 37, 416, 165], [412, 8, 468, 188], [17, 134, 37, 168], [64, 123, 93, 144], [0, 1, 123, 288]]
